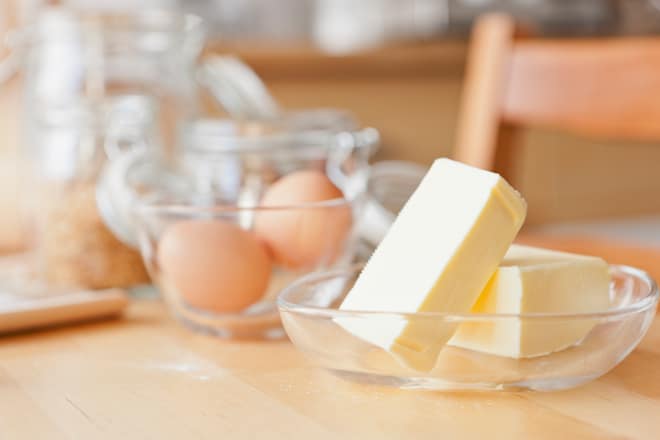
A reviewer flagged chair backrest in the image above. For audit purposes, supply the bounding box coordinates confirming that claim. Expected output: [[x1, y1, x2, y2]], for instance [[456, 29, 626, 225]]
[[454, 13, 660, 171]]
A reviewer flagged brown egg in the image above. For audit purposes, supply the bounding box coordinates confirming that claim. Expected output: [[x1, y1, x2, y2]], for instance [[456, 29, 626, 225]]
[[254, 170, 353, 269], [157, 220, 272, 313]]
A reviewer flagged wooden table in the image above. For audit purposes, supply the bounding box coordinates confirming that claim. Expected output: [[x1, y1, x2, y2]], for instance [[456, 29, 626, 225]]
[[1, 40, 660, 439], [0, 298, 658, 440]]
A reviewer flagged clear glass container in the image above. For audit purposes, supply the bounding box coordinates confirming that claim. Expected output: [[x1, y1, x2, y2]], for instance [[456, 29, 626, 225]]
[[117, 120, 379, 338], [21, 8, 204, 150], [98, 112, 368, 246], [17, 8, 205, 290], [27, 97, 158, 289], [358, 160, 427, 250], [278, 264, 658, 391]]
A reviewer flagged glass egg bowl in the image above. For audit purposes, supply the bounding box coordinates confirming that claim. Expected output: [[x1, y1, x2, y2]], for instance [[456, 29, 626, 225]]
[[135, 196, 363, 340], [96, 117, 378, 339]]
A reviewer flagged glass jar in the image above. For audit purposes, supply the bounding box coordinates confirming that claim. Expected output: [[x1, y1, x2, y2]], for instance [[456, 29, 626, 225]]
[[26, 97, 158, 289], [18, 8, 204, 290], [98, 110, 367, 247], [96, 116, 379, 337], [21, 7, 204, 153]]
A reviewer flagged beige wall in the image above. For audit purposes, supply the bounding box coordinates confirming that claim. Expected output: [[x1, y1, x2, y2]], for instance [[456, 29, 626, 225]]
[[0, 1, 22, 251], [263, 68, 660, 226], [0, 78, 23, 251], [268, 77, 461, 164], [513, 130, 660, 224]]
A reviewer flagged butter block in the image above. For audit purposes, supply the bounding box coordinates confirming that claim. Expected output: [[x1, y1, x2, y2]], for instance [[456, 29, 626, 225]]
[[449, 245, 611, 358], [338, 159, 527, 371]]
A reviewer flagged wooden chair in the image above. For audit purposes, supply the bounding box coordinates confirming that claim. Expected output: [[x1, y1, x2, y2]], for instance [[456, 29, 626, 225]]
[[454, 13, 660, 282], [454, 12, 660, 172]]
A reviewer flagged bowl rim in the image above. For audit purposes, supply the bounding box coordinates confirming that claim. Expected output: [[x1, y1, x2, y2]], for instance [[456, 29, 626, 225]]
[[277, 263, 659, 321]]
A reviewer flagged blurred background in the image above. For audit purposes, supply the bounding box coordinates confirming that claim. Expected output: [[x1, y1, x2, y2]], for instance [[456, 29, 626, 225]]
[[3, 0, 660, 252]]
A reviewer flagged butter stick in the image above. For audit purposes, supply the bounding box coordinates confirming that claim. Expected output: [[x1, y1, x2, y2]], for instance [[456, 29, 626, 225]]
[[449, 245, 611, 358], [338, 159, 527, 371]]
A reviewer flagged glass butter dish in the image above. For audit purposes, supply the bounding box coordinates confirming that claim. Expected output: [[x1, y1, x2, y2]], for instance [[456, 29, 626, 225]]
[[278, 264, 658, 391]]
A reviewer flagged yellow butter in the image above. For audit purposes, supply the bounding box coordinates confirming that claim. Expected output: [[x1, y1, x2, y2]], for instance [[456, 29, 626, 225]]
[[449, 245, 611, 358], [338, 159, 526, 371]]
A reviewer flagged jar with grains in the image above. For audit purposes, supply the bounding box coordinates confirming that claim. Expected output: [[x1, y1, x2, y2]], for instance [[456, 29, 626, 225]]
[[27, 97, 154, 289], [16, 8, 204, 289]]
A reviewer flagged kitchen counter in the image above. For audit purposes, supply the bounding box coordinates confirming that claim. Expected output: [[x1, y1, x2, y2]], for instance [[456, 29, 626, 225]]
[[1, 38, 659, 439], [0, 298, 658, 439]]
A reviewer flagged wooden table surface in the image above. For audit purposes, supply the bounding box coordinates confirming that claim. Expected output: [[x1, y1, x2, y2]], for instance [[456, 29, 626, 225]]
[[2, 45, 660, 440], [0, 297, 658, 440]]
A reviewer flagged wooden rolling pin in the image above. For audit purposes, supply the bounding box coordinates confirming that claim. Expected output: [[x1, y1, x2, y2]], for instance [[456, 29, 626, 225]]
[[0, 288, 129, 334]]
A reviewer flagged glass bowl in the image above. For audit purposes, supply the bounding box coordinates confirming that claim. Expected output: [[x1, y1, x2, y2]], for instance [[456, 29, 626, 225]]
[[136, 198, 362, 340], [128, 126, 377, 339], [278, 264, 658, 391], [357, 160, 426, 250]]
